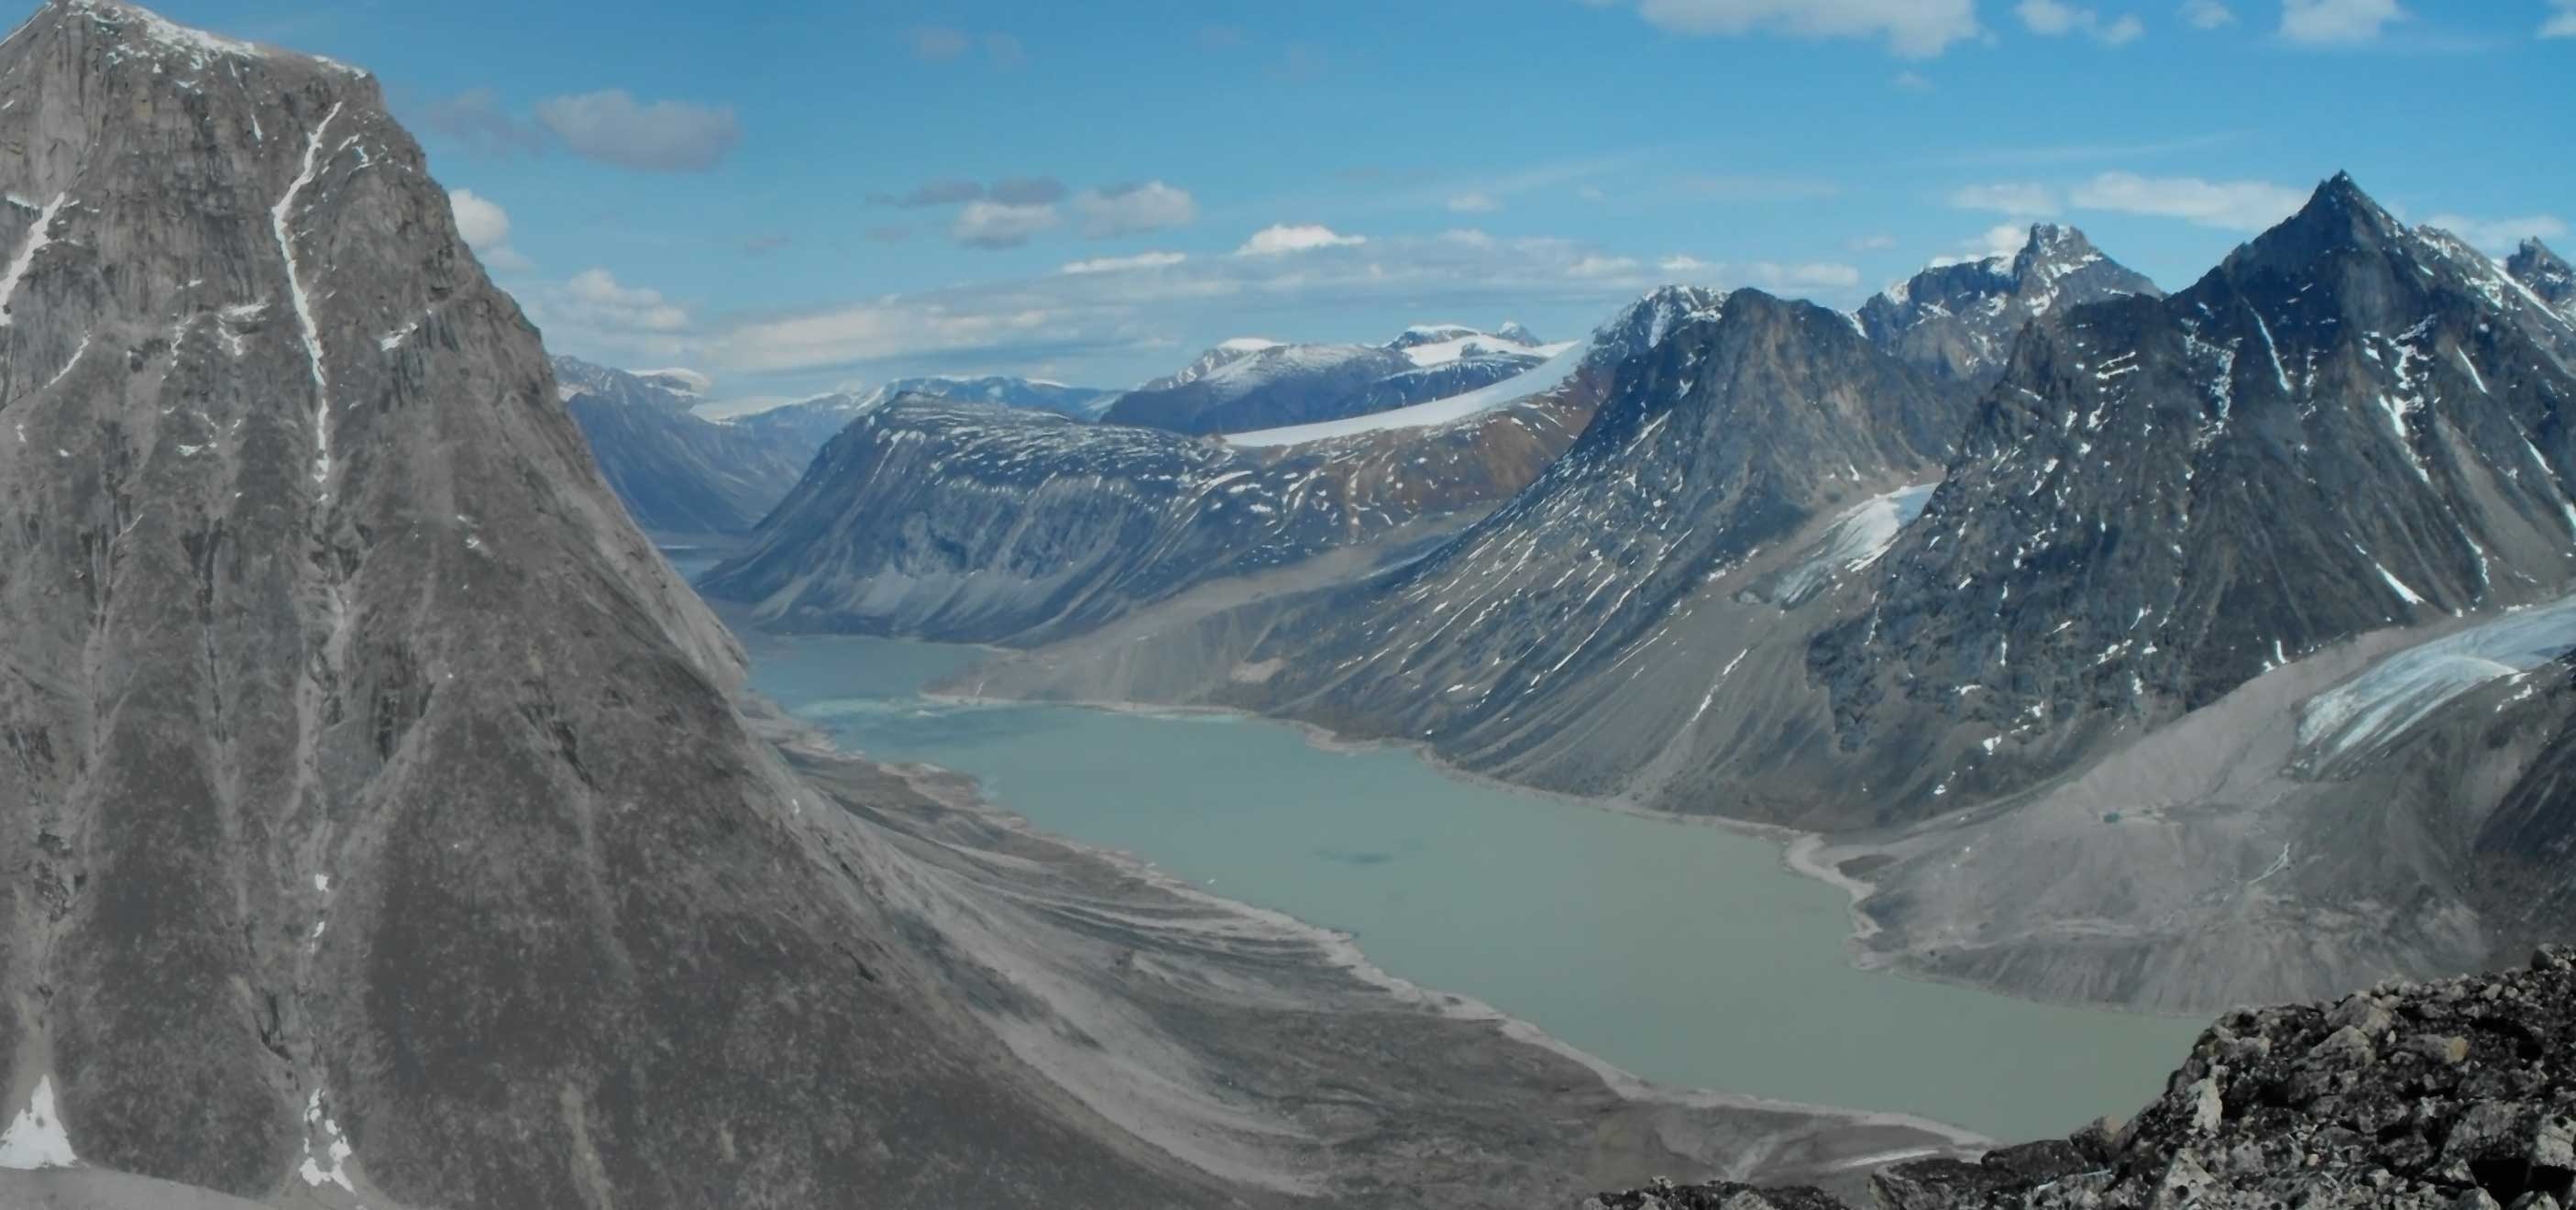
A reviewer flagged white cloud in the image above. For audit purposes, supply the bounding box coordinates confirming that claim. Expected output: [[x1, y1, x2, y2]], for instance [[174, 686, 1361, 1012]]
[[2070, 170, 2306, 230], [531, 91, 742, 172], [697, 231, 1722, 376], [2278, 0, 2407, 44], [1976, 224, 2032, 259], [563, 270, 691, 332], [2422, 213, 2570, 254], [1448, 192, 1502, 213], [1891, 70, 1935, 91], [1577, 184, 1609, 203], [1848, 234, 1899, 251], [1613, 0, 1981, 58], [2017, 0, 2146, 43], [1569, 255, 1644, 279], [1949, 182, 2063, 216], [1660, 255, 1712, 273], [1923, 225, 2039, 269], [1236, 224, 1367, 256], [1744, 261, 1863, 289], [447, 189, 531, 273], [1061, 251, 1190, 274], [952, 201, 1063, 249], [2181, 1, 2237, 28], [448, 188, 510, 250], [1073, 181, 1198, 238], [2546, 0, 2576, 37], [721, 300, 1069, 373]]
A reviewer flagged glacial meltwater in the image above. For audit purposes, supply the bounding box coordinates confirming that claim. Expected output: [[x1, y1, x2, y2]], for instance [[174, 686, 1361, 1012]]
[[729, 622, 2204, 1141]]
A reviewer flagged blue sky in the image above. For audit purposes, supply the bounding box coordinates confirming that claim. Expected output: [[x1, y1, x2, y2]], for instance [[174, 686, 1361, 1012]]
[[83, 0, 2576, 404]]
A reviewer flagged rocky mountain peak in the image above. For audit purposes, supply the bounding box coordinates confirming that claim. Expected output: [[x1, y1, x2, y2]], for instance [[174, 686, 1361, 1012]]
[[2223, 171, 2408, 278], [2509, 237, 2575, 316], [1856, 223, 2156, 385], [1496, 320, 1544, 346]]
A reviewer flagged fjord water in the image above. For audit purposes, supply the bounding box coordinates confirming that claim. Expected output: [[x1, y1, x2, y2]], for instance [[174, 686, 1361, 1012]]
[[731, 622, 2204, 1141]]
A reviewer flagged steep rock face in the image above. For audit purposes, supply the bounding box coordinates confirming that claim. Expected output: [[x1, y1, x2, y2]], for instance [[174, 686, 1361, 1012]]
[[1175, 290, 1973, 798], [2510, 238, 2575, 324], [1590, 947, 2576, 1210], [1859, 224, 2161, 387], [696, 390, 1584, 643], [705, 287, 1721, 644], [0, 5, 1231, 1206], [556, 356, 811, 538], [1811, 176, 2576, 822]]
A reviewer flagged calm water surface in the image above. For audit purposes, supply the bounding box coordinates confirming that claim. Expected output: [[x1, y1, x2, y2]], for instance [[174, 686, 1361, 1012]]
[[724, 614, 2202, 1140]]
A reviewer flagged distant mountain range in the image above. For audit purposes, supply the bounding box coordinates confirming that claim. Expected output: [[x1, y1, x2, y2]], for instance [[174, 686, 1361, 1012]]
[[554, 356, 816, 538], [1098, 323, 1560, 434], [927, 187, 2576, 1015], [696, 302, 1684, 641]]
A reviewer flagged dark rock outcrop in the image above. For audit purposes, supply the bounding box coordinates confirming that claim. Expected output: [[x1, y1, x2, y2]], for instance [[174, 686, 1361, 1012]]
[[1859, 224, 2161, 387], [1811, 175, 2576, 821], [1588, 947, 2576, 1210]]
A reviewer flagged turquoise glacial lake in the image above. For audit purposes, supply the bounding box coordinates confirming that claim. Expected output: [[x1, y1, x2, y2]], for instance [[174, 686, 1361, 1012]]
[[727, 620, 2202, 1141]]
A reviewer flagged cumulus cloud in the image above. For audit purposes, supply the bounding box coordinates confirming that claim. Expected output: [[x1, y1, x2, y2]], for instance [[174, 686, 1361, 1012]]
[[697, 230, 1741, 376], [1606, 0, 1981, 57], [2180, 1, 2237, 29], [1745, 261, 1864, 289], [532, 91, 742, 172], [2278, 0, 2407, 44], [1569, 255, 1644, 279], [2071, 170, 2306, 230], [1659, 255, 1712, 273], [991, 177, 1069, 206], [870, 179, 986, 208], [1237, 224, 1367, 256], [1061, 251, 1190, 274], [423, 88, 548, 157], [2545, 0, 2576, 37], [1448, 192, 1502, 213], [2016, 0, 2146, 43], [1073, 182, 1198, 238], [446, 189, 531, 273], [952, 201, 1062, 249], [1950, 182, 2064, 216], [2421, 213, 2570, 254]]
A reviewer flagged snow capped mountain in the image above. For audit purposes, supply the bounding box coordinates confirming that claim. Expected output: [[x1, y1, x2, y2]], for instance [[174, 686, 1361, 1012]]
[[697, 389, 1586, 642], [1858, 223, 2161, 386], [692, 295, 1716, 640], [2509, 237, 2575, 323], [1227, 285, 1723, 447], [1384, 322, 1554, 368], [1002, 287, 1972, 804], [954, 182, 2576, 1010], [1815, 174, 2576, 808], [845, 374, 1115, 419], [1102, 321, 1567, 436]]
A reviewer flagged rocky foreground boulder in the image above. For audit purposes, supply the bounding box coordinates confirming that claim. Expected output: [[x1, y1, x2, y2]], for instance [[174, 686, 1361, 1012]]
[[1589, 947, 2576, 1210]]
